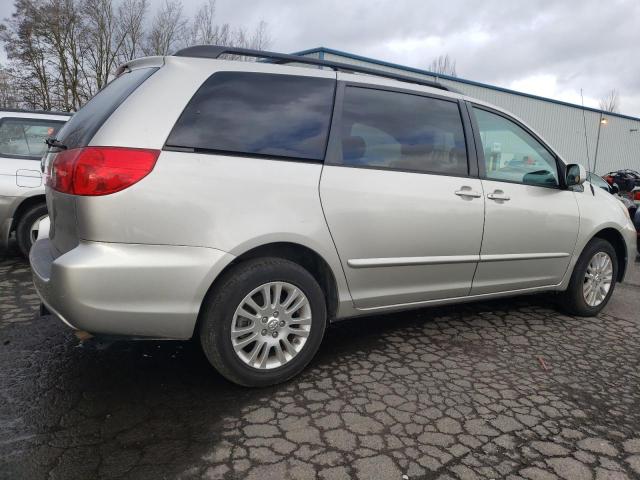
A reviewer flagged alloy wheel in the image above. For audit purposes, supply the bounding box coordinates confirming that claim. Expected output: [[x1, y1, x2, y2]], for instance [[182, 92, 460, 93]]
[[583, 251, 614, 307], [230, 282, 312, 369]]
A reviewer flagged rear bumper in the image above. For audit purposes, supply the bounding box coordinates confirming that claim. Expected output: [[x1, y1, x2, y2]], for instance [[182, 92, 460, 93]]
[[30, 239, 234, 339]]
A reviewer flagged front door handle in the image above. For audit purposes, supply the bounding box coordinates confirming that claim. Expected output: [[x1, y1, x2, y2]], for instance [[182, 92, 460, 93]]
[[487, 190, 510, 201], [455, 187, 482, 198]]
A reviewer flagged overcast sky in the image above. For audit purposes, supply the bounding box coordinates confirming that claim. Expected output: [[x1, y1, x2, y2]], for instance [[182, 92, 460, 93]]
[[2, 0, 639, 117]]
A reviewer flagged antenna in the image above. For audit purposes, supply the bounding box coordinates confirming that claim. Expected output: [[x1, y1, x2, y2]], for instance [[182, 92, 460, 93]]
[[580, 89, 595, 195]]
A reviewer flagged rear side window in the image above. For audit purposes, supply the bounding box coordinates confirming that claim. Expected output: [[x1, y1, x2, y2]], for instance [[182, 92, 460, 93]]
[[166, 72, 335, 161], [57, 67, 157, 149], [0, 118, 64, 159], [336, 87, 468, 176]]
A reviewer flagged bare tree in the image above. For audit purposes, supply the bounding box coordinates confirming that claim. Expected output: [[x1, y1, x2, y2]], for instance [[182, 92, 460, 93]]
[[1, 0, 54, 109], [190, 0, 224, 45], [82, 0, 133, 93], [189, 0, 271, 55], [1, 0, 272, 110], [0, 66, 21, 108], [44, 0, 86, 110], [599, 89, 620, 113], [429, 54, 457, 77], [116, 0, 148, 63], [144, 0, 188, 55], [249, 20, 271, 50]]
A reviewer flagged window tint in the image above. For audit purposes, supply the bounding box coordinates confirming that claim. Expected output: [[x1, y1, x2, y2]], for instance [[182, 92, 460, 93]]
[[337, 87, 468, 175], [57, 67, 157, 149], [473, 107, 559, 187], [166, 72, 335, 161], [0, 118, 64, 159]]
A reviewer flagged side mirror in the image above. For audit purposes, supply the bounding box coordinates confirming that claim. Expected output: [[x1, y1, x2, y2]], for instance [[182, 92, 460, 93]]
[[610, 183, 620, 194], [566, 164, 586, 187]]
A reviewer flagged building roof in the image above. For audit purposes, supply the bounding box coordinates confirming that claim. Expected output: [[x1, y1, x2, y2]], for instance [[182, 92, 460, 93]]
[[293, 47, 640, 123]]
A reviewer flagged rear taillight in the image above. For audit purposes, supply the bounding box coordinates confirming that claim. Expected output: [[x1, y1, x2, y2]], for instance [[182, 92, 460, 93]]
[[633, 190, 640, 202], [46, 147, 159, 196]]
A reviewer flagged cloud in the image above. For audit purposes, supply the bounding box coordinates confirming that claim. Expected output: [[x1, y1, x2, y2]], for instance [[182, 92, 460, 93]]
[[2, 0, 639, 116], [210, 0, 640, 116]]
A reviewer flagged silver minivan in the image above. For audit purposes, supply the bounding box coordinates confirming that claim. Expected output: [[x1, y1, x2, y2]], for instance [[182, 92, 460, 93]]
[[30, 46, 637, 386], [0, 109, 70, 256]]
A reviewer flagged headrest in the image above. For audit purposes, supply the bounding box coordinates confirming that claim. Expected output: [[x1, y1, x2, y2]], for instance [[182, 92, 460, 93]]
[[342, 136, 366, 163]]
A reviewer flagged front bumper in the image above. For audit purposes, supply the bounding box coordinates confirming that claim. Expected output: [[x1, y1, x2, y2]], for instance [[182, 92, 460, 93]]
[[30, 239, 234, 339], [622, 222, 638, 279]]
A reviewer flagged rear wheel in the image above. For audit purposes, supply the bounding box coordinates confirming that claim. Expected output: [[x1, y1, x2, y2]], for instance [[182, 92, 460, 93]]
[[16, 203, 48, 258], [560, 238, 618, 316], [199, 257, 327, 387]]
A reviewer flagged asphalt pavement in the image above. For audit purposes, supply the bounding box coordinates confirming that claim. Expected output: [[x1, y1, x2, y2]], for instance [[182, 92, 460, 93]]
[[1, 243, 640, 480]]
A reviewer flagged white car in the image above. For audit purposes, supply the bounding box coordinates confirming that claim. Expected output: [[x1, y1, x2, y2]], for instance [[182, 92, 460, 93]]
[[0, 109, 71, 256]]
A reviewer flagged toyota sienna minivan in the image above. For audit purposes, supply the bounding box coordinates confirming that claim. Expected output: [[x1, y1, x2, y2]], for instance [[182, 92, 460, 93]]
[[30, 46, 637, 386]]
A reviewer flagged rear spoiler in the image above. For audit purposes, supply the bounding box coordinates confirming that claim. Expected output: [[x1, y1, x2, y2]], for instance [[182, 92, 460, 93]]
[[115, 56, 165, 77]]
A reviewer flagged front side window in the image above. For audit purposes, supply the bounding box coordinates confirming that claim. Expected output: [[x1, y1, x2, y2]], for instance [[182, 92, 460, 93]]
[[473, 107, 559, 187], [337, 87, 468, 176], [166, 72, 335, 161], [0, 118, 64, 159]]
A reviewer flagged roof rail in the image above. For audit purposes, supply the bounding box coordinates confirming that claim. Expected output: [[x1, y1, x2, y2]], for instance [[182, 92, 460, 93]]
[[173, 45, 456, 93]]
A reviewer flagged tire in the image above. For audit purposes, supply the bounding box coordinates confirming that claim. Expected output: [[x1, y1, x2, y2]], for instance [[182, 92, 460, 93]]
[[16, 203, 48, 258], [559, 238, 618, 316], [199, 257, 327, 387]]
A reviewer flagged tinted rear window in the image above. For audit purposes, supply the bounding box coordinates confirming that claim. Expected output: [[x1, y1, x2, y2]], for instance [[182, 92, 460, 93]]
[[57, 67, 157, 149], [0, 117, 64, 159], [336, 87, 468, 176], [166, 72, 335, 161]]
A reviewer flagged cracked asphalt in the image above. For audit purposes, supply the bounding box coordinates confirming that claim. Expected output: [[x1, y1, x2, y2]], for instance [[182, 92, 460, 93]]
[[2, 242, 640, 480]]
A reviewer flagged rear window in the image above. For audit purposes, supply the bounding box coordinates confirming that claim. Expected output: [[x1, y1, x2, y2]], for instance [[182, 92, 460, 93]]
[[0, 117, 64, 159], [166, 72, 335, 161], [57, 67, 157, 149]]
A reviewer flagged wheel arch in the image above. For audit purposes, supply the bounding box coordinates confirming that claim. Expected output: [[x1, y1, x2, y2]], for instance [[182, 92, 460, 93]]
[[195, 241, 341, 338], [10, 194, 47, 233], [591, 227, 627, 281]]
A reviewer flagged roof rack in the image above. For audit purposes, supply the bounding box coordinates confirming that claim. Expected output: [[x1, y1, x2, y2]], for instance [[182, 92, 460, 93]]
[[173, 45, 456, 93]]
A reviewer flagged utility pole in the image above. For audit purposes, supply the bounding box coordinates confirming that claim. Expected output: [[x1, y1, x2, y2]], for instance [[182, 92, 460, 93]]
[[593, 113, 607, 173]]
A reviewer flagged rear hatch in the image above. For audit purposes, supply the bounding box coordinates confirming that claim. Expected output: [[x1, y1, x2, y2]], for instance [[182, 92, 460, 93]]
[[44, 64, 160, 256]]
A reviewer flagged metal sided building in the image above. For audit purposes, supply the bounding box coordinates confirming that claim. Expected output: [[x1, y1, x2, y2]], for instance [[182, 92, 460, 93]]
[[296, 47, 640, 175]]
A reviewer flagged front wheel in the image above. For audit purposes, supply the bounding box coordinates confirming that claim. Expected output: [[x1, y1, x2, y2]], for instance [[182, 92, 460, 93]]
[[199, 257, 327, 387], [559, 238, 618, 316]]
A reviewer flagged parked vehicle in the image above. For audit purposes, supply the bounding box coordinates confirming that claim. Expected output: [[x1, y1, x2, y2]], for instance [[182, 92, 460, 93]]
[[30, 46, 637, 387], [635, 210, 640, 254], [588, 172, 618, 194], [604, 169, 640, 192], [587, 172, 637, 218], [604, 170, 640, 208], [631, 187, 640, 208], [1, 109, 71, 257]]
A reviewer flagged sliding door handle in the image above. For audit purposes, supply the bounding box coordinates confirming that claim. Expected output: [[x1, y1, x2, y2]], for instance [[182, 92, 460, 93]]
[[487, 191, 510, 201], [455, 188, 482, 198]]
